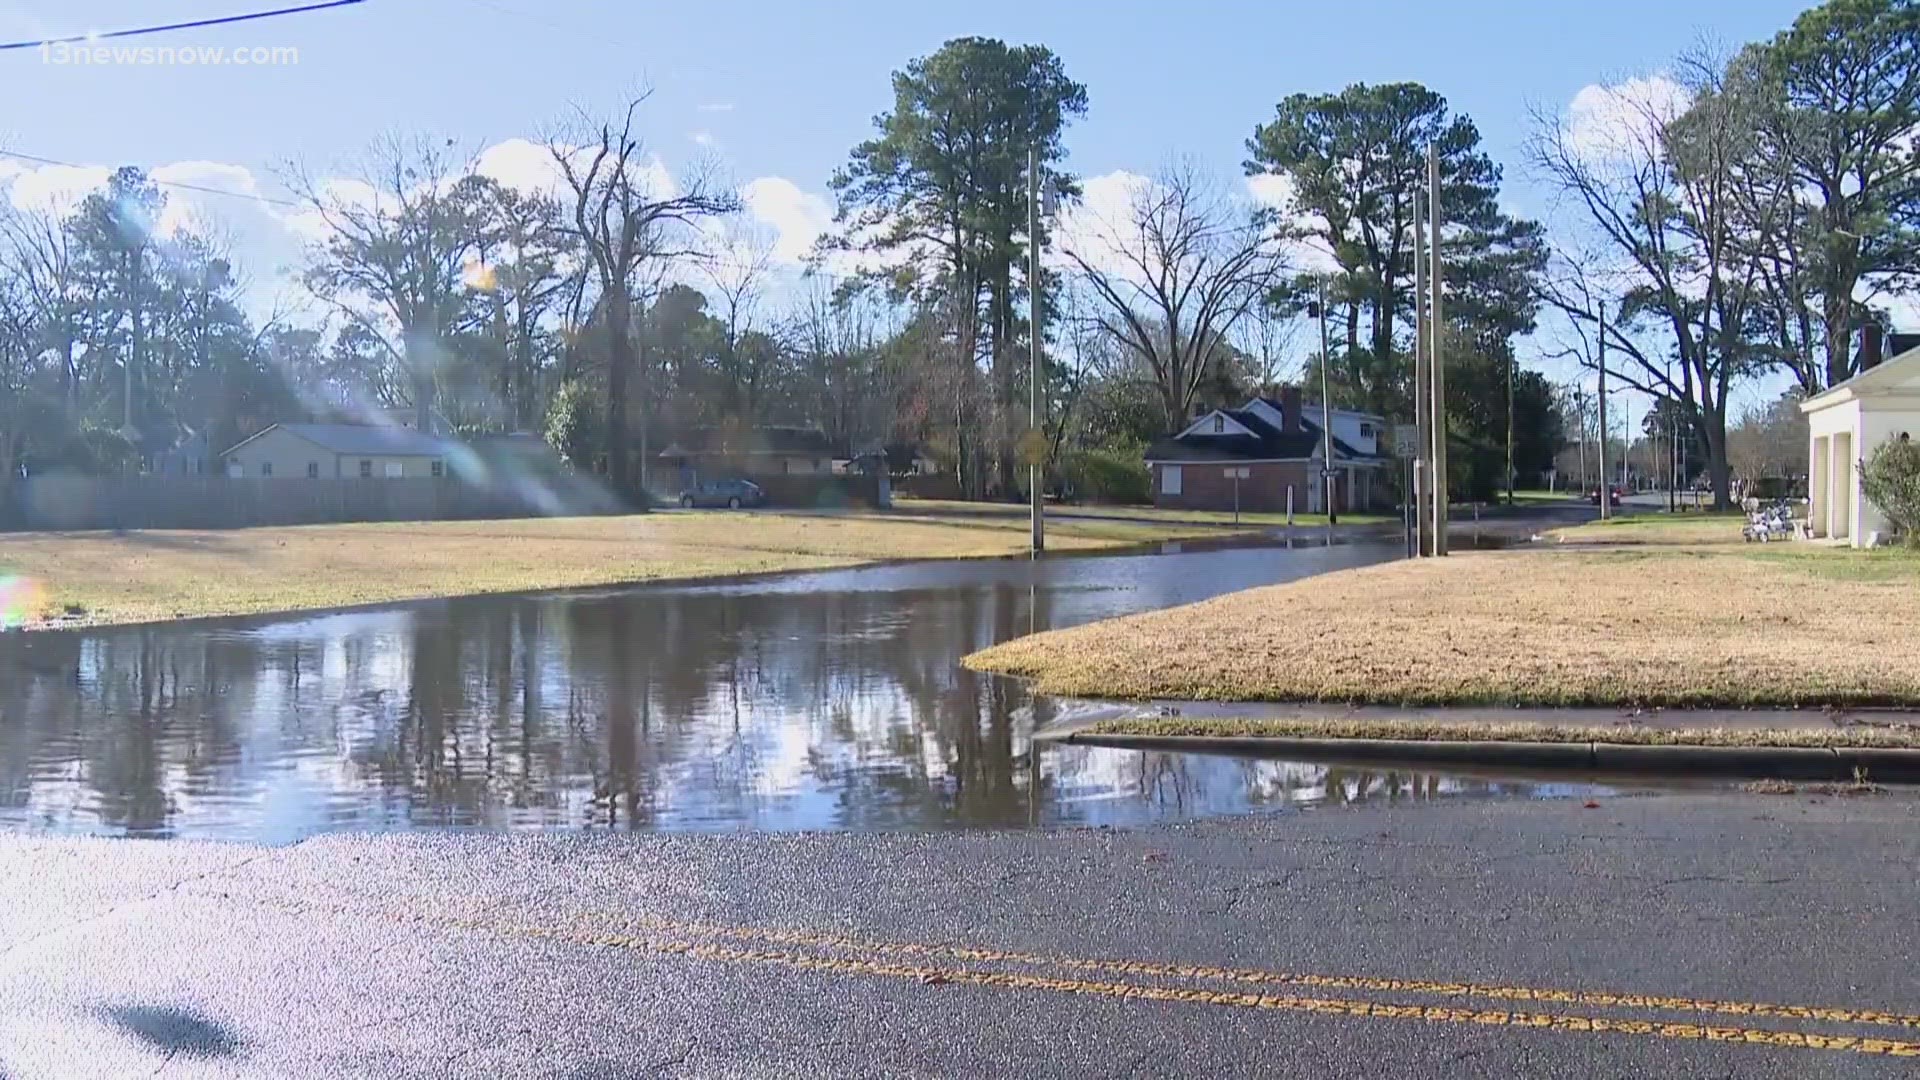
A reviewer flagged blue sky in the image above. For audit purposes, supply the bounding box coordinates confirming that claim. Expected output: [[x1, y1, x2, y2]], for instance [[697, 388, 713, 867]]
[[0, 0, 1818, 414]]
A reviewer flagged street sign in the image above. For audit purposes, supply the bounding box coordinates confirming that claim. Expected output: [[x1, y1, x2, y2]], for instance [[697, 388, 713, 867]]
[[1393, 425, 1418, 458], [1222, 467, 1250, 479]]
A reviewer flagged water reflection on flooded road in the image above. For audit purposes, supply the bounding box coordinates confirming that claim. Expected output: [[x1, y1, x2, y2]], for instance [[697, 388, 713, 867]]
[[0, 539, 1588, 842]]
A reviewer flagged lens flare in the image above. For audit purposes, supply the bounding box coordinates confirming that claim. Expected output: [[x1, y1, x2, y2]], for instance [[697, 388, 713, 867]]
[[0, 576, 45, 629]]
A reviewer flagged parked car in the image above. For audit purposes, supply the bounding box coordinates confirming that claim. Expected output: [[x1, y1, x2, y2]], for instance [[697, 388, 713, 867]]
[[1587, 486, 1623, 507], [679, 478, 765, 509]]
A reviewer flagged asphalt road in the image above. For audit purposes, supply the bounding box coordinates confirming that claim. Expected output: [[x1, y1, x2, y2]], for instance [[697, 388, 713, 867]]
[[4, 788, 1919, 1078]]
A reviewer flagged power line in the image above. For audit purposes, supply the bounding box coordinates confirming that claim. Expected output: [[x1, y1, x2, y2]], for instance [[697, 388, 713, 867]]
[[0, 149, 303, 208], [0, 0, 367, 51]]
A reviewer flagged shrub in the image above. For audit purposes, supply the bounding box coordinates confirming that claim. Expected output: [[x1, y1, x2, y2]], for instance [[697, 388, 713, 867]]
[[543, 379, 602, 470], [1061, 447, 1151, 504], [1860, 437, 1920, 547]]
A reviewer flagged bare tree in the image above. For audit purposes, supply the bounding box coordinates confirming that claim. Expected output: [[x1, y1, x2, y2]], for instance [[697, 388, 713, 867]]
[[0, 205, 84, 423], [1529, 61, 1771, 508], [1062, 163, 1286, 431], [287, 135, 485, 431], [547, 93, 738, 498], [700, 221, 778, 418]]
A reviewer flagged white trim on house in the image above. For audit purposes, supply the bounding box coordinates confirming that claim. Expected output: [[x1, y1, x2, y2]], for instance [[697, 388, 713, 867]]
[[1146, 456, 1313, 465], [1801, 345, 1920, 411], [1174, 409, 1259, 440]]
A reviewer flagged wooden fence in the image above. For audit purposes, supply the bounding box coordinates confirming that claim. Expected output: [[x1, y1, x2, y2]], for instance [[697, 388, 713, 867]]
[[2, 473, 628, 532]]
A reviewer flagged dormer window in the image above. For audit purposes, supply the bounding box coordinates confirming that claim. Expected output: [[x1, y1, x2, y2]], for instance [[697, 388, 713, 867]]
[[1212, 414, 1225, 433]]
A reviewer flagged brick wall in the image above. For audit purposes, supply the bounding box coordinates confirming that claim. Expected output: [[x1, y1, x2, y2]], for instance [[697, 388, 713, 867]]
[[1150, 461, 1314, 513]]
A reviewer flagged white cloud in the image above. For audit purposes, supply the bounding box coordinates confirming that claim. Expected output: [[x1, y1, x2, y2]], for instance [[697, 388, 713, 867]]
[[1566, 75, 1692, 163], [697, 102, 735, 113], [1052, 168, 1154, 279], [690, 131, 714, 147], [149, 160, 262, 236], [6, 162, 110, 215], [741, 176, 831, 265], [475, 137, 569, 198], [475, 137, 678, 203], [1243, 172, 1294, 211]]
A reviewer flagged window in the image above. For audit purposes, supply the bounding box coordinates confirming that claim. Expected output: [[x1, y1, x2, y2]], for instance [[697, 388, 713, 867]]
[[384, 461, 404, 479], [430, 459, 443, 478], [307, 461, 320, 479], [1161, 465, 1183, 496], [1359, 422, 1375, 438], [260, 462, 273, 477], [359, 459, 373, 478], [226, 461, 242, 478], [1212, 414, 1225, 433]]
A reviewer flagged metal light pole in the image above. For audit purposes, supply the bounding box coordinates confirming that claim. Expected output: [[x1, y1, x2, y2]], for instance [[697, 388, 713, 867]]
[[1028, 146, 1045, 554], [1428, 143, 1449, 555], [1597, 299, 1610, 521], [1317, 277, 1336, 532], [1413, 189, 1430, 556], [1666, 359, 1678, 513]]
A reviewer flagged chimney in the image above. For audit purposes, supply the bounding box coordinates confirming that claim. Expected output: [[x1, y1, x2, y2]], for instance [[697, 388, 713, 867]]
[[1280, 385, 1303, 434], [1861, 323, 1885, 371]]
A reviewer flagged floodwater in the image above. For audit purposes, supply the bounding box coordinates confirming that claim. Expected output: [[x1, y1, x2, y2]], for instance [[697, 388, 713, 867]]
[[0, 535, 1601, 843]]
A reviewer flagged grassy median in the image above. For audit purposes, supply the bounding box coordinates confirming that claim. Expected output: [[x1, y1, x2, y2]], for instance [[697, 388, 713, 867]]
[[1082, 715, 1920, 748], [966, 534, 1920, 708], [0, 510, 1246, 630], [893, 497, 1394, 529]]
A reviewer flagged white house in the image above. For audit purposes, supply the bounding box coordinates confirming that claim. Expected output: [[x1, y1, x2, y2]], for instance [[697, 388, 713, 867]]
[[1800, 334, 1920, 546]]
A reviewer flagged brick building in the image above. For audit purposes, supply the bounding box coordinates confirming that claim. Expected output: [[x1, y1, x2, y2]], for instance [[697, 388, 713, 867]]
[[1143, 387, 1388, 514]]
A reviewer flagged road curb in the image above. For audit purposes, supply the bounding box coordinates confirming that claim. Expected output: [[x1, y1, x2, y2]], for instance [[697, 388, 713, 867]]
[[1053, 732, 1920, 781]]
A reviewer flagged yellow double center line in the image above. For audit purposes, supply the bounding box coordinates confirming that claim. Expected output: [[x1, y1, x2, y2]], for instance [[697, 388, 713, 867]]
[[257, 899, 1920, 1059]]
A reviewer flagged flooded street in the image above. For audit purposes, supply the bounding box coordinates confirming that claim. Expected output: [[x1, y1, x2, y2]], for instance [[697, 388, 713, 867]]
[[0, 537, 1597, 842]]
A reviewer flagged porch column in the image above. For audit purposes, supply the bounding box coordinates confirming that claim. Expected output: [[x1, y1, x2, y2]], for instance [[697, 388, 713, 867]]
[[1809, 435, 1829, 538]]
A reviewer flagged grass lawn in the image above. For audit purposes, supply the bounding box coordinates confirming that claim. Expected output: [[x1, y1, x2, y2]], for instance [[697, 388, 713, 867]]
[[966, 537, 1920, 708], [893, 497, 1394, 528], [0, 509, 1246, 630], [1548, 511, 1748, 546], [1507, 489, 1582, 505]]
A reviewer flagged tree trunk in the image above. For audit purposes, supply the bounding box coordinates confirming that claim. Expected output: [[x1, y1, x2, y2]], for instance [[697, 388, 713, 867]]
[[990, 268, 1017, 500], [605, 294, 632, 498], [1703, 410, 1733, 511]]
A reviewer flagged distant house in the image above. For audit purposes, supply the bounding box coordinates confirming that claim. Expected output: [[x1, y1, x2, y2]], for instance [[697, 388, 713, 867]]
[[657, 425, 836, 482], [1144, 386, 1388, 514], [221, 423, 459, 480]]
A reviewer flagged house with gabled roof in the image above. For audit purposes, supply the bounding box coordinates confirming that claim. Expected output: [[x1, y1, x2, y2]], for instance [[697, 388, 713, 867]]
[[1144, 386, 1389, 514], [221, 423, 460, 480]]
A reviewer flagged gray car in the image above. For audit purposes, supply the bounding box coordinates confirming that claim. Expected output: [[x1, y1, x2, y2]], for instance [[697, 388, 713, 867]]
[[678, 478, 766, 509]]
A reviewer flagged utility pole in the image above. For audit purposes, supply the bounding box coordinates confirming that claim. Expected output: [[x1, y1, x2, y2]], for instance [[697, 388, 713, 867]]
[[1505, 349, 1515, 506], [1317, 277, 1337, 530], [1597, 298, 1610, 521], [1413, 189, 1430, 556], [1028, 146, 1045, 554], [1665, 359, 1677, 513], [1622, 396, 1633, 490], [1428, 143, 1449, 555]]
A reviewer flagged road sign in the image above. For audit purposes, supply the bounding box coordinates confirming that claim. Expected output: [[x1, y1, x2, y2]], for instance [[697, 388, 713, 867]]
[[1222, 467, 1250, 479], [1393, 425, 1418, 458]]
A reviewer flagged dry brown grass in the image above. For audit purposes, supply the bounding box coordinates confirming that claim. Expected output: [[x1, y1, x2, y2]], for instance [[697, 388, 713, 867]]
[[1083, 715, 1920, 748], [0, 510, 1223, 630], [1547, 513, 1746, 546], [967, 546, 1920, 707], [895, 497, 1393, 527]]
